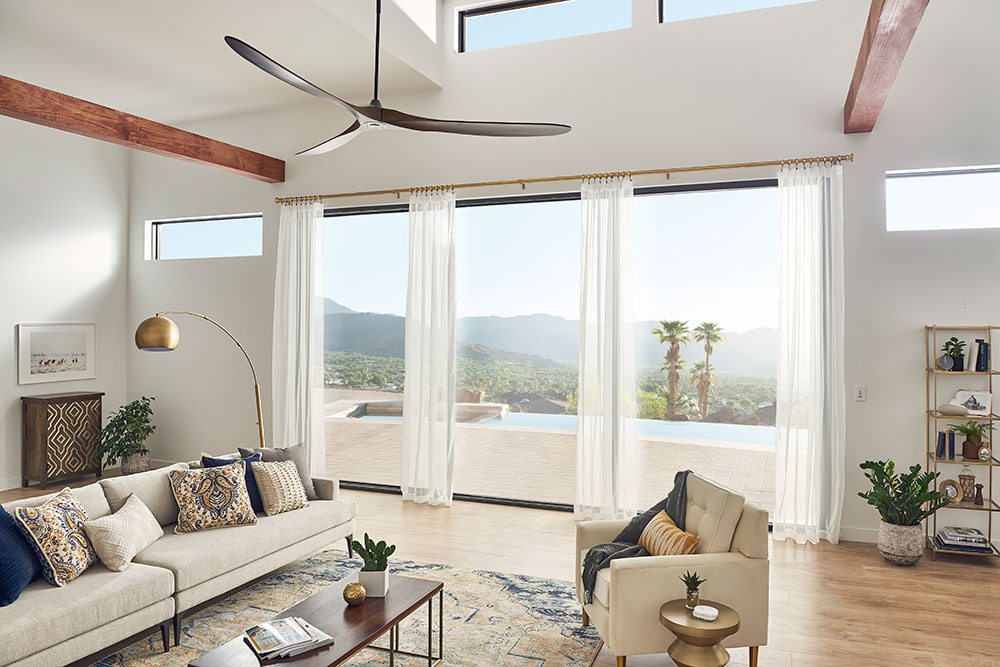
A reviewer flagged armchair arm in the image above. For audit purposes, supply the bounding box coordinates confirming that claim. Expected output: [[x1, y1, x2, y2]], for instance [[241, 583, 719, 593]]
[[574, 520, 629, 603], [312, 477, 339, 501], [604, 552, 769, 657]]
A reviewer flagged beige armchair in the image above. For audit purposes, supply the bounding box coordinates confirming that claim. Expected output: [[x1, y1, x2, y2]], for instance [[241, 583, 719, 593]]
[[575, 474, 769, 667]]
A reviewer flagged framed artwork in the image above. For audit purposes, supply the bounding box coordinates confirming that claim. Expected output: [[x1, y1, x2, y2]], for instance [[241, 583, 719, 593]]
[[17, 323, 96, 385], [955, 389, 992, 417]]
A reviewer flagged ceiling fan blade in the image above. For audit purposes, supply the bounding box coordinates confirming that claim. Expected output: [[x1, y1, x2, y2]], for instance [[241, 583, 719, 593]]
[[382, 108, 571, 137], [296, 120, 364, 156], [225, 36, 361, 119]]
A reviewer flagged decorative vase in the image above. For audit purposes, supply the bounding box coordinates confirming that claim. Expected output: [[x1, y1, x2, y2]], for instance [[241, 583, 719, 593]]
[[685, 589, 700, 609], [120, 452, 150, 475], [358, 570, 389, 598], [962, 437, 981, 461], [974, 484, 985, 506], [959, 467, 976, 500], [877, 520, 924, 566]]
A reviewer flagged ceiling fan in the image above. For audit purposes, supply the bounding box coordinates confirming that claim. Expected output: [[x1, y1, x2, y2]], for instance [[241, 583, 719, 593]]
[[225, 0, 571, 156]]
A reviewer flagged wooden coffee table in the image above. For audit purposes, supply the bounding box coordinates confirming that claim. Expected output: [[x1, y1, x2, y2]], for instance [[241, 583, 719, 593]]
[[189, 574, 444, 667], [659, 599, 740, 667]]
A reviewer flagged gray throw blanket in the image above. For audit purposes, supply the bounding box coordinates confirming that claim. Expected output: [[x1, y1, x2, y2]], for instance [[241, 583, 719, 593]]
[[581, 470, 691, 604]]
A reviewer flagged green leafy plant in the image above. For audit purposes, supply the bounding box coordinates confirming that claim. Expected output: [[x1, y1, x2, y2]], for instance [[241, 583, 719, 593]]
[[351, 533, 396, 572], [858, 460, 948, 526], [941, 337, 966, 358], [679, 570, 706, 591], [950, 421, 993, 442], [96, 397, 155, 469]]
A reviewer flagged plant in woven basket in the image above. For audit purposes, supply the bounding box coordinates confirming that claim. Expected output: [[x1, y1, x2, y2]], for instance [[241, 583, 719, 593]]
[[96, 397, 155, 469], [352, 533, 396, 572], [857, 460, 948, 526]]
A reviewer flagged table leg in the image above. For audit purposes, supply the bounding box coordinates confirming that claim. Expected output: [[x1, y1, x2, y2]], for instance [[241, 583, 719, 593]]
[[438, 590, 444, 661], [427, 598, 433, 667], [389, 624, 396, 667]]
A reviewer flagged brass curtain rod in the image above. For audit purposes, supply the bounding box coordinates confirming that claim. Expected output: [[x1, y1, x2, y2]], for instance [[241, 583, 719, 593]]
[[274, 153, 854, 204]]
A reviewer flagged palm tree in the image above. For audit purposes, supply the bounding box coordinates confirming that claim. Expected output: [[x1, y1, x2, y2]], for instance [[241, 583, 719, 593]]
[[693, 322, 726, 417], [690, 361, 714, 418], [652, 320, 690, 416]]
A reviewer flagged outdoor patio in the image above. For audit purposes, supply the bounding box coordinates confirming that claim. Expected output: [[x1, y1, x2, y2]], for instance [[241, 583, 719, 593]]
[[325, 391, 774, 512]]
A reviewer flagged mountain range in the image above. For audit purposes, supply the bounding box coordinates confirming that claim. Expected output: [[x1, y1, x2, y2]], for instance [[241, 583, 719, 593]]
[[323, 299, 777, 376]]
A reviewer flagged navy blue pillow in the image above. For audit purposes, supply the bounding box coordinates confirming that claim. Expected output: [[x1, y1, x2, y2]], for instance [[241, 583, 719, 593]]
[[201, 454, 264, 514], [0, 506, 41, 606]]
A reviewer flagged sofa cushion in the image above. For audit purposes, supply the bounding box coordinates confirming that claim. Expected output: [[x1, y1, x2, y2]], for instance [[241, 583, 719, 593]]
[[14, 488, 97, 586], [685, 475, 745, 554], [84, 494, 164, 572], [169, 462, 258, 534], [593, 567, 611, 607], [100, 462, 190, 526], [639, 510, 700, 556], [239, 444, 318, 500], [134, 499, 356, 590], [2, 482, 111, 521], [202, 453, 264, 514], [0, 562, 173, 665], [0, 506, 41, 606], [252, 460, 309, 516]]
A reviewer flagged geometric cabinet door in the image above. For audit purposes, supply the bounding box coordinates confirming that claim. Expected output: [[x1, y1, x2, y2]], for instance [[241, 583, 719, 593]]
[[22, 391, 104, 489]]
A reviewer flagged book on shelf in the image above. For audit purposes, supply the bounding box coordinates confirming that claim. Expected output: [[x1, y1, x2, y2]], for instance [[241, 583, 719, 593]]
[[936, 431, 947, 459], [935, 535, 993, 554], [244, 617, 334, 660], [948, 431, 956, 460], [939, 526, 989, 545]]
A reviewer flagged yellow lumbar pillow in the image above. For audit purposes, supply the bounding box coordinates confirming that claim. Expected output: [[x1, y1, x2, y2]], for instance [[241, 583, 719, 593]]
[[639, 510, 700, 556]]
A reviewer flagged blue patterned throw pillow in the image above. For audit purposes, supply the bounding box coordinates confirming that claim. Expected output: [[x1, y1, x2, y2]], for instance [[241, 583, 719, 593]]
[[0, 505, 41, 605], [202, 453, 264, 513], [14, 488, 97, 587], [169, 461, 258, 534]]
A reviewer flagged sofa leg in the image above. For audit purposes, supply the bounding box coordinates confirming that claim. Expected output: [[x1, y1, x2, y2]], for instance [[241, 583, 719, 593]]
[[173, 614, 182, 646], [582, 607, 589, 627], [616, 657, 626, 667], [159, 621, 170, 652], [346, 534, 354, 558], [750, 646, 759, 667]]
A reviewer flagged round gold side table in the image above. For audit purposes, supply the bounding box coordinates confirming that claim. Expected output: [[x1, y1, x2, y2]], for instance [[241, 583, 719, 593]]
[[659, 599, 740, 667]]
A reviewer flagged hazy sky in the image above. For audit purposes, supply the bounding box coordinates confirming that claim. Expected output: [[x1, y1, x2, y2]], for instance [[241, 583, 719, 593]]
[[323, 186, 779, 334]]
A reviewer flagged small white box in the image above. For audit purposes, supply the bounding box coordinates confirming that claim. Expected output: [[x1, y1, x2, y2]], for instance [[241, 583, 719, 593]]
[[692, 605, 718, 622]]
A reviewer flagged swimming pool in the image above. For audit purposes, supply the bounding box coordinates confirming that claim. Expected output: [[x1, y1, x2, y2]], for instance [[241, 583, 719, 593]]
[[360, 413, 775, 447]]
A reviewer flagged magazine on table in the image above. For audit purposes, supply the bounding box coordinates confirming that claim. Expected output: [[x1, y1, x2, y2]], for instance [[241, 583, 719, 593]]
[[939, 526, 988, 545], [244, 617, 334, 659]]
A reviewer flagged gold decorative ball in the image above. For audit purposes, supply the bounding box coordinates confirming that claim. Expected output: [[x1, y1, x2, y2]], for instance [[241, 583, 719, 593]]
[[343, 582, 367, 606]]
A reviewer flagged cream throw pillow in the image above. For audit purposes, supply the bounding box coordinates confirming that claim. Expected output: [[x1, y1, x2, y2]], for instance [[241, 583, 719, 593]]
[[251, 460, 309, 516], [638, 510, 700, 556], [84, 494, 163, 572]]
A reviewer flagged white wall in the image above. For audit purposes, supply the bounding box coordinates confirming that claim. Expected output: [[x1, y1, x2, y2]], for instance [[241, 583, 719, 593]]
[[125, 0, 1000, 539], [0, 118, 130, 490]]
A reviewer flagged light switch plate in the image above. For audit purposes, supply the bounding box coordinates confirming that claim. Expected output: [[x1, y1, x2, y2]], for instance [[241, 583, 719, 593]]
[[854, 385, 866, 401]]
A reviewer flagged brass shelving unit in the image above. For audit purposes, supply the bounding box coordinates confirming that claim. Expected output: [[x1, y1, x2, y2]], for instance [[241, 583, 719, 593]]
[[924, 325, 999, 559]]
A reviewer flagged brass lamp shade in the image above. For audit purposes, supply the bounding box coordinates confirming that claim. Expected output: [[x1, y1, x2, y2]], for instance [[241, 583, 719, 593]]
[[135, 316, 180, 351]]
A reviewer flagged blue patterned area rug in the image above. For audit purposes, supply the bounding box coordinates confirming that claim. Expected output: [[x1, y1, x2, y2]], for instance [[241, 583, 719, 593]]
[[95, 548, 602, 666]]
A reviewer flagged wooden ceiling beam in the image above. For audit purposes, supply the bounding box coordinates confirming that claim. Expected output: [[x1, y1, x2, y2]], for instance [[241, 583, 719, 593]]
[[844, 0, 930, 134], [0, 75, 285, 183]]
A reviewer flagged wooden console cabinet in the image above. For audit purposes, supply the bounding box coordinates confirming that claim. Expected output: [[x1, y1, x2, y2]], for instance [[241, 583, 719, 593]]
[[22, 391, 105, 489]]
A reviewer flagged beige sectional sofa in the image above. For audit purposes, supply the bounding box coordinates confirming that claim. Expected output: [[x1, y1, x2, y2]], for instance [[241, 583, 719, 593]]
[[0, 459, 356, 667]]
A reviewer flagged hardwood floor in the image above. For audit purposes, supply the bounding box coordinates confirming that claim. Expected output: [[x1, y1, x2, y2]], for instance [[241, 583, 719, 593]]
[[3, 482, 997, 666]]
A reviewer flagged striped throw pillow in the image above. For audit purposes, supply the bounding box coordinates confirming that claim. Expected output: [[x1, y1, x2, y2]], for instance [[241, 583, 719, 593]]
[[638, 510, 700, 556]]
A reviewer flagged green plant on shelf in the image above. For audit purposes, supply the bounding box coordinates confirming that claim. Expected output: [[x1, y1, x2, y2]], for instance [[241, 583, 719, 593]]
[[950, 421, 993, 443], [941, 336, 966, 358], [858, 460, 949, 526]]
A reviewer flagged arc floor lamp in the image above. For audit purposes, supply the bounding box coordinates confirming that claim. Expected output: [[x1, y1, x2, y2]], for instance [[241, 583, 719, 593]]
[[134, 312, 266, 447]]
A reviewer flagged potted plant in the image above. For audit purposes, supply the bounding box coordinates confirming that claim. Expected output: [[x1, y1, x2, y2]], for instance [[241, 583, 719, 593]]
[[96, 397, 155, 474], [940, 337, 966, 371], [679, 570, 706, 609], [351, 533, 396, 597], [858, 460, 949, 565], [950, 421, 993, 460]]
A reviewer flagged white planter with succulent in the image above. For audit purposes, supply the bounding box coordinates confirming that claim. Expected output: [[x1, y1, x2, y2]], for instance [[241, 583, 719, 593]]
[[352, 533, 396, 598], [96, 397, 156, 475], [858, 460, 949, 566]]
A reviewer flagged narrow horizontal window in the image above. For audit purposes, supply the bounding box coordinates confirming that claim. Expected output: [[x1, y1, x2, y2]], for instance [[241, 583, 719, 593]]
[[886, 166, 1000, 231], [459, 0, 631, 53], [660, 0, 818, 23], [150, 214, 263, 260]]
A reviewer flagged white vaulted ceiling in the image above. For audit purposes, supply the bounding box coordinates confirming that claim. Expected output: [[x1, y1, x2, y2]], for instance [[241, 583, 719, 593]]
[[0, 0, 440, 124]]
